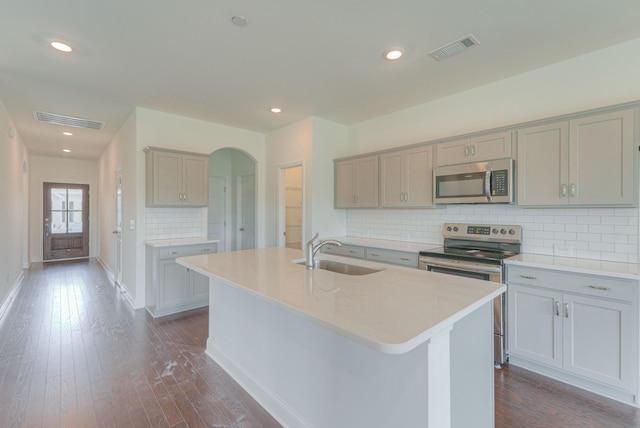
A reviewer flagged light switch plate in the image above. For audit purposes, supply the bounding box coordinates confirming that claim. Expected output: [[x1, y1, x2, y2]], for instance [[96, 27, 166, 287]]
[[129, 219, 136, 230]]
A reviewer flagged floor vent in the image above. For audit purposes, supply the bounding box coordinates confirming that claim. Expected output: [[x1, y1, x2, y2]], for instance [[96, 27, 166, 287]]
[[428, 34, 479, 61], [33, 111, 105, 130]]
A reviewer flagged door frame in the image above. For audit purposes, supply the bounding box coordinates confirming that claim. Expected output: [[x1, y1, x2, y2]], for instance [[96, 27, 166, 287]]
[[43, 182, 90, 261], [277, 161, 305, 249], [235, 174, 256, 250], [115, 174, 123, 286]]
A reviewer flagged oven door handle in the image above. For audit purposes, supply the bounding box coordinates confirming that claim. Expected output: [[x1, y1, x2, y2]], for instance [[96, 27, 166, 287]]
[[420, 258, 502, 274]]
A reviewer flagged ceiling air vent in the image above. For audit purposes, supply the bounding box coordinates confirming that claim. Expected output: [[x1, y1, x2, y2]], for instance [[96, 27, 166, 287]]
[[428, 34, 479, 61], [33, 111, 105, 130]]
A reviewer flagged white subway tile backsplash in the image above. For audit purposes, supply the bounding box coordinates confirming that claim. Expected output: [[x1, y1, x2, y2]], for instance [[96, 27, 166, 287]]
[[146, 207, 204, 240], [346, 205, 639, 263]]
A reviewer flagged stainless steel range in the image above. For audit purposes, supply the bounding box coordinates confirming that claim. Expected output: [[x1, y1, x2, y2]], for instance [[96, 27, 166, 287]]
[[418, 223, 522, 365]]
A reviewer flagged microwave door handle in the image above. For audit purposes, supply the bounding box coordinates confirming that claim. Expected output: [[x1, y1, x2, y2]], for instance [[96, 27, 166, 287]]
[[485, 170, 492, 201]]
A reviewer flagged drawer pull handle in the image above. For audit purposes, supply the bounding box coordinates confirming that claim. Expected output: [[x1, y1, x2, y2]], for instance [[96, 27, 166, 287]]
[[588, 285, 612, 292], [349, 250, 356, 254], [168, 251, 178, 255], [520, 275, 537, 280], [400, 257, 410, 261], [202, 248, 211, 252], [370, 253, 379, 257]]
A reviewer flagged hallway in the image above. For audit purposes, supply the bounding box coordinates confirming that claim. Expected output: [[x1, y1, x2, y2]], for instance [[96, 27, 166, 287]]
[[1, 259, 640, 427]]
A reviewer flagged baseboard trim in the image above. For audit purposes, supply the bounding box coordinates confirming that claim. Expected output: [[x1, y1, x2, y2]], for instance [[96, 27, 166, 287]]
[[96, 257, 139, 310], [0, 271, 25, 322]]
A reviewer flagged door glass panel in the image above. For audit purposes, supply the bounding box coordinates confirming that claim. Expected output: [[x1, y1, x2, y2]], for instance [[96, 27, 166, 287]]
[[68, 189, 83, 232], [50, 187, 84, 234]]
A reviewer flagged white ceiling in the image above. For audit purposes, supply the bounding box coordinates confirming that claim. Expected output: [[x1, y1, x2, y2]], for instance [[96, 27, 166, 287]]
[[2, 0, 640, 160]]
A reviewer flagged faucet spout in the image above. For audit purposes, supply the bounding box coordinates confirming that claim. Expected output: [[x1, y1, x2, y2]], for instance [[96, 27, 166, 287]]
[[305, 233, 342, 269]]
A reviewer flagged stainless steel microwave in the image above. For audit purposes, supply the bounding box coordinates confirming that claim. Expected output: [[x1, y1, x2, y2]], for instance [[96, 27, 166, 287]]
[[433, 158, 514, 204]]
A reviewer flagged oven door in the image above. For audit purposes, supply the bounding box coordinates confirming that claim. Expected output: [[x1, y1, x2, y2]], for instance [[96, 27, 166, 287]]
[[419, 257, 506, 364]]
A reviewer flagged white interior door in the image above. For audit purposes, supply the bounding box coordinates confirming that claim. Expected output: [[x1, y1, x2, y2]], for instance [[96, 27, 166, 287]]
[[236, 175, 255, 250], [208, 176, 227, 251], [113, 175, 123, 285]]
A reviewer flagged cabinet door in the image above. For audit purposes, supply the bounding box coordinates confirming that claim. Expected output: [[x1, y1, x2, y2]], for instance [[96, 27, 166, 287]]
[[469, 131, 512, 162], [182, 155, 209, 206], [404, 145, 433, 207], [508, 284, 563, 368], [380, 151, 404, 207], [516, 122, 569, 206], [153, 151, 182, 206], [190, 269, 210, 300], [562, 294, 633, 390], [334, 160, 356, 208], [569, 109, 635, 206], [435, 138, 470, 166], [355, 156, 379, 208], [159, 260, 190, 308]]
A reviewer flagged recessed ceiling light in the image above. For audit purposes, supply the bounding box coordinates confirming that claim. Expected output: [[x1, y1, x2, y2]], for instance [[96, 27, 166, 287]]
[[63, 131, 73, 136], [62, 149, 71, 153], [384, 49, 403, 61], [50, 41, 73, 53], [270, 107, 282, 113]]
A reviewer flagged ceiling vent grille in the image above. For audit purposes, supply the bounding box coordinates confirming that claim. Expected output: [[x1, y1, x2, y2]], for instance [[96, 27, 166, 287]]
[[33, 111, 105, 130], [428, 34, 479, 61]]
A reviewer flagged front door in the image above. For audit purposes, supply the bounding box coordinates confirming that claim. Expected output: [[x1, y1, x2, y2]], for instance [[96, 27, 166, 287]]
[[43, 183, 89, 260]]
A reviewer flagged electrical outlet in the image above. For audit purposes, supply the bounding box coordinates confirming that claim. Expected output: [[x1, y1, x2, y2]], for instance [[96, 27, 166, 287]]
[[554, 244, 575, 257]]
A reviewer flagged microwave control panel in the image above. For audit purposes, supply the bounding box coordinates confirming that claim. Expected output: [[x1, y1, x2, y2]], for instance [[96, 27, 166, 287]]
[[491, 169, 508, 196]]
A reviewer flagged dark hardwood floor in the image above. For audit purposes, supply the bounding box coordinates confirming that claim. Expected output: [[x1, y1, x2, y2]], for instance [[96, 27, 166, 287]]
[[0, 258, 639, 427]]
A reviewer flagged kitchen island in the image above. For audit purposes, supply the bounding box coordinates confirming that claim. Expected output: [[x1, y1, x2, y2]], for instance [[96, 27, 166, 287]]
[[178, 247, 504, 428]]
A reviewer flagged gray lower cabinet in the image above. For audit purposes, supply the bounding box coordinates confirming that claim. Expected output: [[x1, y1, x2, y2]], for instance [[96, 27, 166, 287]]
[[506, 264, 639, 404], [322, 244, 418, 268], [146, 242, 217, 317]]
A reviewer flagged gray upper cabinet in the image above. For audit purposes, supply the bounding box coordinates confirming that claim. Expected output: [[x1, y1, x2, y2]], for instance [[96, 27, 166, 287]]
[[380, 145, 433, 208], [435, 131, 512, 167], [334, 155, 379, 208], [145, 147, 209, 207], [517, 109, 636, 207]]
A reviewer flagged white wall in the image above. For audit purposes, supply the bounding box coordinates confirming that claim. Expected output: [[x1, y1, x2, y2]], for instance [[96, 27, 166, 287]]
[[344, 37, 640, 263], [97, 109, 138, 305], [29, 156, 99, 263], [0, 99, 29, 310], [264, 117, 349, 248]]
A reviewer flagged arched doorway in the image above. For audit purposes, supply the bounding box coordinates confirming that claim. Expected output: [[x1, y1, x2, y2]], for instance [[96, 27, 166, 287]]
[[208, 148, 256, 252]]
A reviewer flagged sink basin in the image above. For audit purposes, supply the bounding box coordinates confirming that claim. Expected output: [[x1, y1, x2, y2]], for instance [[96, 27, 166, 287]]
[[297, 259, 383, 275]]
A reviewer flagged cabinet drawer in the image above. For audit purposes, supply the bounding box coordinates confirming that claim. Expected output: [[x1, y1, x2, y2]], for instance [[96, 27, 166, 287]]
[[158, 243, 218, 260], [321, 244, 365, 259], [507, 265, 636, 302], [366, 248, 418, 268]]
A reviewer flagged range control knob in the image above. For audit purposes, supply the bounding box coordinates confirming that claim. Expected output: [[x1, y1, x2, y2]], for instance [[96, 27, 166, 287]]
[[492, 228, 499, 234], [453, 226, 459, 232], [509, 229, 516, 235], [500, 229, 507, 235], [446, 226, 452, 232]]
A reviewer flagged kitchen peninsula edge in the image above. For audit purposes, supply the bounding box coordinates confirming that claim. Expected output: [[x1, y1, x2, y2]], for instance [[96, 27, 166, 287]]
[[178, 247, 505, 427]]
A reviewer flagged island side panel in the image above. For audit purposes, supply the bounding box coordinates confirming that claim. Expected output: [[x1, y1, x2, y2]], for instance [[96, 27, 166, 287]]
[[206, 277, 433, 428], [450, 301, 494, 428]]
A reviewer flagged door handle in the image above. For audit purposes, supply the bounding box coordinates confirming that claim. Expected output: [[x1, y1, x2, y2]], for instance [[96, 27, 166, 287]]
[[112, 230, 119, 234], [239, 228, 245, 231], [561, 184, 567, 197]]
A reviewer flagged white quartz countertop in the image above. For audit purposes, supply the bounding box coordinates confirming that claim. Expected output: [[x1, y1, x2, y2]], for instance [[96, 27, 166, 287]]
[[177, 247, 504, 354], [325, 236, 439, 252], [505, 254, 640, 280], [144, 237, 220, 248]]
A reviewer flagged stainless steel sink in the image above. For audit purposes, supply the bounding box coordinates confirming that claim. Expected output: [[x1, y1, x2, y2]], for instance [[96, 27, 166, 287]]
[[297, 259, 383, 275]]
